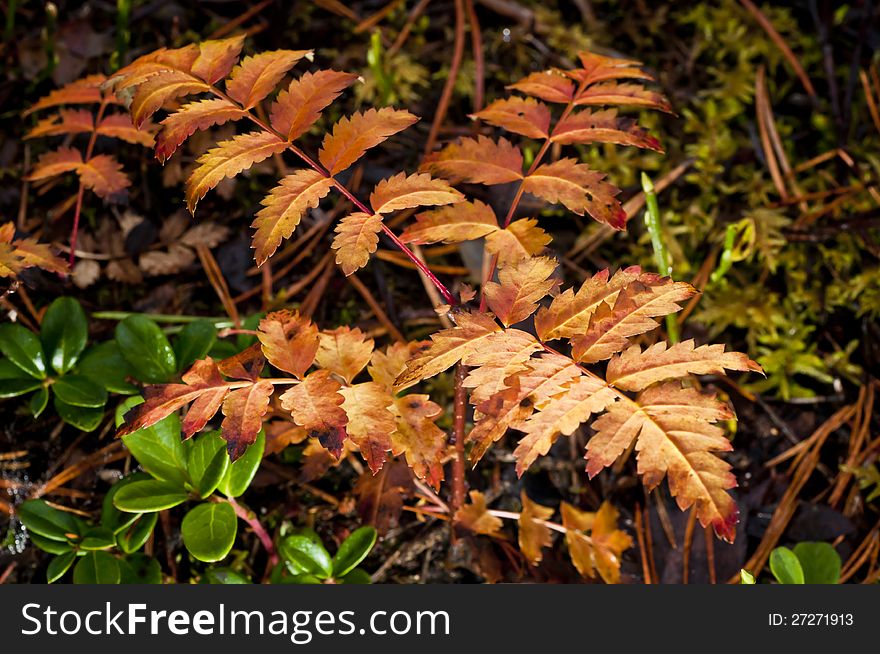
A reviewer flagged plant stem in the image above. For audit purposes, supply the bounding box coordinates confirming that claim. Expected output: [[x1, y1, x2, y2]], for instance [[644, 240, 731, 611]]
[[92, 311, 233, 325], [226, 496, 278, 566], [450, 362, 468, 511]]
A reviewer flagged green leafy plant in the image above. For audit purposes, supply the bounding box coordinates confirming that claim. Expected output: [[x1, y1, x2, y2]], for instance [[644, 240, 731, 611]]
[[741, 542, 842, 584], [0, 298, 218, 430], [16, 485, 159, 584], [273, 525, 376, 584]]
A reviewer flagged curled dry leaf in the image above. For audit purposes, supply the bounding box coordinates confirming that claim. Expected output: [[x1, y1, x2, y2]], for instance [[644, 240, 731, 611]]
[[400, 200, 498, 245], [221, 380, 273, 461], [484, 256, 559, 327], [561, 501, 632, 583], [454, 491, 504, 537], [518, 492, 555, 565]]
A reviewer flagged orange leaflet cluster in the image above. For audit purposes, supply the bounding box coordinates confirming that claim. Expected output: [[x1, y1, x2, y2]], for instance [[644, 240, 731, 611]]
[[118, 311, 448, 489], [393, 265, 761, 543], [102, 35, 464, 272], [0, 222, 67, 279], [23, 73, 152, 200]]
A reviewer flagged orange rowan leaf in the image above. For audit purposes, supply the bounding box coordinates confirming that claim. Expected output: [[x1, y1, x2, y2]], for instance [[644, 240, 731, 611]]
[[110, 45, 200, 93], [191, 35, 245, 84], [0, 242, 23, 278], [513, 374, 617, 476], [575, 82, 672, 113], [369, 172, 463, 214], [318, 108, 418, 174], [534, 266, 641, 341], [399, 200, 498, 245], [78, 155, 131, 199], [218, 343, 266, 382], [155, 99, 245, 162], [606, 340, 762, 391], [24, 74, 106, 115], [569, 51, 653, 86], [117, 358, 232, 437], [561, 501, 632, 583], [368, 341, 424, 389], [484, 256, 559, 327], [96, 113, 156, 147], [25, 147, 83, 181], [470, 97, 551, 139], [270, 70, 360, 140], [518, 492, 555, 565], [257, 310, 319, 379], [551, 109, 662, 151], [507, 71, 575, 103], [129, 71, 211, 128], [467, 352, 580, 464], [221, 379, 273, 461], [587, 383, 738, 541], [25, 109, 93, 139], [331, 211, 384, 276], [391, 394, 445, 490], [484, 218, 551, 266], [395, 311, 501, 389], [2, 233, 67, 277], [523, 159, 626, 228], [280, 369, 349, 458], [186, 130, 288, 212], [421, 136, 523, 185], [570, 276, 697, 363], [340, 382, 396, 474], [316, 326, 374, 384], [463, 328, 542, 407], [455, 491, 503, 536], [251, 169, 334, 265], [225, 49, 312, 109]]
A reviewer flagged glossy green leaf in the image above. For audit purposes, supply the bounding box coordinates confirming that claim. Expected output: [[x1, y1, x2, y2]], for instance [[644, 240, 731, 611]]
[[117, 397, 188, 485], [102, 473, 151, 534], [29, 385, 49, 417], [181, 502, 237, 563], [73, 551, 121, 584], [113, 480, 189, 513], [340, 568, 372, 584], [174, 320, 217, 372], [204, 567, 252, 584], [79, 526, 117, 550], [52, 374, 108, 408], [217, 430, 265, 498], [793, 542, 841, 584], [54, 395, 104, 431], [29, 532, 75, 555], [40, 297, 88, 374], [279, 532, 333, 579], [332, 526, 377, 578], [740, 569, 756, 585], [116, 315, 177, 383], [77, 341, 139, 394], [770, 547, 805, 585], [116, 512, 158, 554], [0, 323, 46, 378], [119, 554, 162, 584], [17, 499, 83, 542], [0, 377, 43, 398], [187, 431, 229, 498], [47, 551, 77, 583]]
